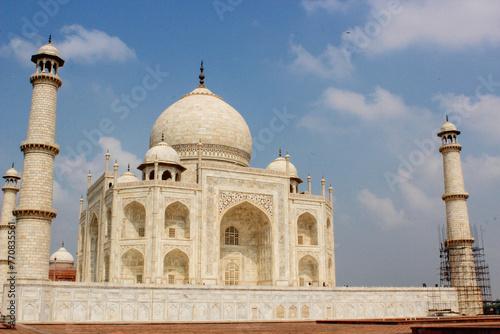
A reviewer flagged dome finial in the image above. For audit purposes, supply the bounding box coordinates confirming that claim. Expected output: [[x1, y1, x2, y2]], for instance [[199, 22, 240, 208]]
[[12, 162, 14, 168], [279, 147, 282, 157], [161, 132, 165, 142], [48, 34, 52, 44], [127, 163, 130, 172], [62, 241, 64, 247], [446, 114, 449, 122], [199, 60, 205, 87]]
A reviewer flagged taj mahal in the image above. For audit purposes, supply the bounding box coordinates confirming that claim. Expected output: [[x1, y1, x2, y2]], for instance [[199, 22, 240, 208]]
[[0, 40, 483, 323]]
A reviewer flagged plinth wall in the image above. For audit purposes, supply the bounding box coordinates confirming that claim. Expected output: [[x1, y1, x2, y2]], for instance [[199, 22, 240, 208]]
[[4, 281, 459, 323]]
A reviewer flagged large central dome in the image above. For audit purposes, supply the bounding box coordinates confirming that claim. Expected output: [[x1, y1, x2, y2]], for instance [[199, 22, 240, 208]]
[[150, 85, 252, 166]]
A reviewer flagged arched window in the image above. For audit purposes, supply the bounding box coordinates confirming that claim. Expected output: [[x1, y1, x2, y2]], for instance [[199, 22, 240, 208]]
[[224, 263, 239, 285], [149, 170, 155, 180], [104, 254, 110, 282], [162, 170, 172, 180], [106, 208, 112, 237], [175, 173, 180, 181], [45, 60, 51, 73], [224, 226, 239, 245]]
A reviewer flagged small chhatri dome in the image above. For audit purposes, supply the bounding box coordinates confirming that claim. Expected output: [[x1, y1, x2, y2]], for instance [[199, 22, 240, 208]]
[[4, 164, 20, 179], [438, 116, 460, 137], [144, 141, 181, 165], [117, 171, 140, 183], [31, 35, 65, 66], [266, 152, 299, 178], [49, 245, 75, 264]]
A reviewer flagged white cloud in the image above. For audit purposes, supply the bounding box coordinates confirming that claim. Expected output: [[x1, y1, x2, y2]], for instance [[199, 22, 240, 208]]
[[0, 37, 41, 66], [302, 0, 346, 14], [58, 25, 136, 64], [0, 25, 136, 65], [463, 154, 500, 189], [434, 93, 500, 142], [320, 85, 409, 120], [55, 136, 141, 193], [358, 188, 407, 227], [348, 0, 500, 54], [289, 41, 353, 79]]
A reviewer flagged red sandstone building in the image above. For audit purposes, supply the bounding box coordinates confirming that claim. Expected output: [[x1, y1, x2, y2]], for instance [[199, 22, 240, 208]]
[[49, 243, 77, 282]]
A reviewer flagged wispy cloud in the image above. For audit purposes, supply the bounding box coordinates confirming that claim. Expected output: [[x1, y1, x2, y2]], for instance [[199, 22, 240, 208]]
[[434, 93, 500, 143], [301, 0, 347, 14], [0, 25, 136, 65], [289, 40, 353, 79], [319, 86, 409, 120], [354, 0, 500, 54], [58, 25, 136, 64], [358, 188, 407, 227]]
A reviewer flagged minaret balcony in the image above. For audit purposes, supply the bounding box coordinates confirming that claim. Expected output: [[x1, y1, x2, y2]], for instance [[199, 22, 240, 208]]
[[442, 193, 469, 201], [439, 143, 462, 153]]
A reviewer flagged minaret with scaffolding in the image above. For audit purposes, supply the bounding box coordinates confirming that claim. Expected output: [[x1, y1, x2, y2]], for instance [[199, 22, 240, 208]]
[[437, 117, 483, 316]]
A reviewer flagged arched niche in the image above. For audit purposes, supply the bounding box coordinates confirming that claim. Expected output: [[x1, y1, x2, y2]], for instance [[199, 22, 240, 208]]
[[220, 201, 272, 286], [164, 202, 190, 239], [297, 212, 318, 245], [122, 201, 146, 238], [121, 248, 144, 284], [163, 249, 189, 284], [299, 255, 319, 286], [89, 215, 99, 282]]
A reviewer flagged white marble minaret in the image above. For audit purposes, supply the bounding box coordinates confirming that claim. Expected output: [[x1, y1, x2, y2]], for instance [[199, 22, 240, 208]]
[[13, 37, 64, 280], [0, 164, 20, 291], [438, 118, 482, 316]]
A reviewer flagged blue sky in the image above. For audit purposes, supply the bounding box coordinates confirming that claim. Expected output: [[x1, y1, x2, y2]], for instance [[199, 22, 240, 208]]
[[1, 0, 499, 298]]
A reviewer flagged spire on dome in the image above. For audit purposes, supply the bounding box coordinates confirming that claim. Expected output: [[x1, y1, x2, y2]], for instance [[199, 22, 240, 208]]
[[199, 60, 205, 87], [127, 163, 130, 172], [62, 241, 64, 247], [446, 115, 449, 122], [48, 35, 52, 44], [12, 162, 14, 168], [279, 147, 282, 157]]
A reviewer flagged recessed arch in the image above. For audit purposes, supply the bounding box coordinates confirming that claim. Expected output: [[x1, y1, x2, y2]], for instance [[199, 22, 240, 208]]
[[122, 201, 146, 238], [89, 214, 99, 282], [121, 248, 144, 284], [297, 212, 318, 245], [299, 255, 319, 286], [220, 201, 272, 285], [164, 201, 190, 239], [164, 249, 189, 284]]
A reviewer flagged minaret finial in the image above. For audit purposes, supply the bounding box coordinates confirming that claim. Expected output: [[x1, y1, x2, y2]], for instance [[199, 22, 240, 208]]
[[161, 132, 164, 142], [199, 60, 205, 87], [48, 35, 52, 44], [279, 147, 282, 157], [12, 162, 14, 168], [127, 163, 130, 172], [446, 114, 449, 122], [62, 241, 64, 247]]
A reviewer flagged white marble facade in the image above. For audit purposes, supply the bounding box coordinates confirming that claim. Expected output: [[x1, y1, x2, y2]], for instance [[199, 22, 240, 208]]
[[78, 161, 335, 288], [7, 282, 459, 322]]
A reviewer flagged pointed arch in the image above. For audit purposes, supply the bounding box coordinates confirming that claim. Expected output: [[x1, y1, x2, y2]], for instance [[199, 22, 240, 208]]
[[122, 201, 146, 238], [299, 255, 319, 286], [89, 214, 99, 282], [297, 212, 318, 245], [164, 201, 190, 239], [104, 253, 110, 282], [121, 248, 144, 283], [163, 249, 189, 284], [220, 201, 272, 285], [106, 207, 112, 238], [162, 170, 172, 180]]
